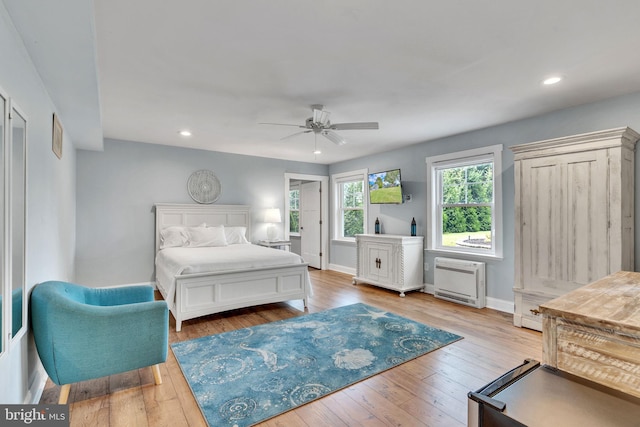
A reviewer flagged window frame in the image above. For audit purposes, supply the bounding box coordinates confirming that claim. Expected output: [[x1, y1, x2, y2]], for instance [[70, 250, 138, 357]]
[[332, 169, 368, 242], [426, 145, 503, 259], [288, 183, 300, 236]]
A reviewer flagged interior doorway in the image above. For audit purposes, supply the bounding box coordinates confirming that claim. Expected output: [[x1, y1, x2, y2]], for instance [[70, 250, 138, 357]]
[[300, 181, 321, 268], [284, 173, 329, 270]]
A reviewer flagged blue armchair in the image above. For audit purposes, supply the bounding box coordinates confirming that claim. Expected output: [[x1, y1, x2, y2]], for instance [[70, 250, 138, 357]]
[[30, 281, 169, 404]]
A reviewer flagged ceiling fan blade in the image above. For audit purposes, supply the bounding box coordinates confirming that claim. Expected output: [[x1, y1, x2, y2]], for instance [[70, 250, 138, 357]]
[[330, 122, 379, 130], [322, 130, 347, 146], [259, 122, 307, 128], [280, 130, 312, 140]]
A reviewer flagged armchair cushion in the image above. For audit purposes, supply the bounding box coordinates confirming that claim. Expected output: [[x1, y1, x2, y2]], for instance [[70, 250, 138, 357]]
[[30, 281, 168, 386]]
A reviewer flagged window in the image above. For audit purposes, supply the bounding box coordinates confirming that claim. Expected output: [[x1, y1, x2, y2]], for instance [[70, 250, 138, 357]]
[[332, 169, 367, 240], [289, 185, 300, 234], [426, 145, 503, 258]]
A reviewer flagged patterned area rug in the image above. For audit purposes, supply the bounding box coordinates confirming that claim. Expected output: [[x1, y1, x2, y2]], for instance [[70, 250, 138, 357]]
[[171, 303, 462, 427]]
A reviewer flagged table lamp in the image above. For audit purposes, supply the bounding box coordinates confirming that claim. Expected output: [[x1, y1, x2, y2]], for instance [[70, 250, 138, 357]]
[[264, 208, 282, 241]]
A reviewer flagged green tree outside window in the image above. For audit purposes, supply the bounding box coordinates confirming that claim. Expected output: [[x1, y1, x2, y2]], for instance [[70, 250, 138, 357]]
[[440, 162, 493, 248], [289, 189, 300, 233], [342, 181, 364, 237]]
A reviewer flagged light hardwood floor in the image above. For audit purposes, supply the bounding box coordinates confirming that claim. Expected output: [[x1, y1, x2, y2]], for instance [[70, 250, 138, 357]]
[[40, 269, 542, 426]]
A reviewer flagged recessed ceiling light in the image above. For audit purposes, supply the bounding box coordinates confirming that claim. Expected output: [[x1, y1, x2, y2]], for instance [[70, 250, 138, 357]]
[[313, 149, 322, 155], [179, 130, 192, 137], [542, 76, 563, 85]]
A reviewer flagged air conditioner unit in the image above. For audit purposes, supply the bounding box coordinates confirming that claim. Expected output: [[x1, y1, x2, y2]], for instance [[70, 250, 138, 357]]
[[434, 257, 486, 308]]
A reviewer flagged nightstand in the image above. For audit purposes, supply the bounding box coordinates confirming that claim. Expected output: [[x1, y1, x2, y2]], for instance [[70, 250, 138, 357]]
[[256, 240, 291, 251]]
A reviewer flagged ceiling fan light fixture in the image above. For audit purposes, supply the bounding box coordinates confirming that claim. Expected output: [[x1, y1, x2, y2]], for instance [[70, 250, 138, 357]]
[[312, 106, 331, 126], [542, 75, 563, 85]]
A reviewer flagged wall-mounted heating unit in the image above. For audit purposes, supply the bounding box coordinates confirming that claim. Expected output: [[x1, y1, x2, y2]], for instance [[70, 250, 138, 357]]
[[434, 257, 486, 308]]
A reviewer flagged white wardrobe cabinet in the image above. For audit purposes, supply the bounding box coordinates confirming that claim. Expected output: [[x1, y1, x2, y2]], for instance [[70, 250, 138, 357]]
[[353, 234, 424, 297], [511, 127, 639, 331]]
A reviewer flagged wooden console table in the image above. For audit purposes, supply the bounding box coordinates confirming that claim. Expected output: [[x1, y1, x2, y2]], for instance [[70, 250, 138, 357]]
[[540, 271, 640, 398]]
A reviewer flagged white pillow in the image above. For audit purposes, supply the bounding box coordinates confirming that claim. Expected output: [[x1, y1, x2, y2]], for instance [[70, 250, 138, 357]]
[[159, 226, 188, 249], [187, 225, 228, 247], [224, 226, 249, 245]]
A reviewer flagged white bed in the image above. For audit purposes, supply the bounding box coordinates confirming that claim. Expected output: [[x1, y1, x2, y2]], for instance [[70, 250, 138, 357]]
[[154, 203, 310, 331]]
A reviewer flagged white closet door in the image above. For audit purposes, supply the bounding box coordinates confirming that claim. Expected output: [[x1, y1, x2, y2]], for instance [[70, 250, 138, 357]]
[[300, 181, 321, 269], [521, 150, 607, 295]]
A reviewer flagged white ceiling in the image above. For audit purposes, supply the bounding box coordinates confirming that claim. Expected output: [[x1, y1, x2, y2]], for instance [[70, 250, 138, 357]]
[[6, 0, 640, 164]]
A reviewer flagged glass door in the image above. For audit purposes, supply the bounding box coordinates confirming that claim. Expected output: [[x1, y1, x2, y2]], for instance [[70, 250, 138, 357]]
[[10, 105, 26, 340], [0, 93, 5, 355]]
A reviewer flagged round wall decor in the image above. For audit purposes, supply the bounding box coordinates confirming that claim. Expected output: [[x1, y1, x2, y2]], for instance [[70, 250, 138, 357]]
[[187, 170, 222, 204]]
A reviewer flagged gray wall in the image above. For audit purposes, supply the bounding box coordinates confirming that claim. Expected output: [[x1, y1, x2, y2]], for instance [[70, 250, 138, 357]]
[[0, 2, 77, 403], [329, 91, 640, 303], [75, 139, 327, 286], [76, 92, 640, 305]]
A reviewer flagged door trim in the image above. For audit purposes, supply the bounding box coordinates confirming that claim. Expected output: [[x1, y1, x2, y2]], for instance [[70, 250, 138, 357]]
[[284, 173, 329, 270]]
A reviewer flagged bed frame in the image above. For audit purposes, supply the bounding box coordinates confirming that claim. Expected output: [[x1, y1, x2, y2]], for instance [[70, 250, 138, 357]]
[[154, 203, 309, 331]]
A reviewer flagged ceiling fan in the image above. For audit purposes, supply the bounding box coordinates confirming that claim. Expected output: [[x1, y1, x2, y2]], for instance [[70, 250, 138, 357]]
[[260, 104, 379, 146]]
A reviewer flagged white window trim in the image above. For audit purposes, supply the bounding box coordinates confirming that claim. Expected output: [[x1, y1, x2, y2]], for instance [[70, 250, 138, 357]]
[[332, 169, 368, 242], [426, 144, 503, 259]]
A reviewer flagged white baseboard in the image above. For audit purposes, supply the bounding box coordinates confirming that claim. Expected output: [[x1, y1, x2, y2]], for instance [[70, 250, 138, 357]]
[[328, 264, 356, 276], [486, 296, 514, 314], [422, 283, 513, 313], [25, 364, 48, 404], [327, 272, 514, 314], [106, 281, 156, 290]]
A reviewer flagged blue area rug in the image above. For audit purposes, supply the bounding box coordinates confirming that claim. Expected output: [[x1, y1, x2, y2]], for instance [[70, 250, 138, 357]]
[[171, 303, 462, 427]]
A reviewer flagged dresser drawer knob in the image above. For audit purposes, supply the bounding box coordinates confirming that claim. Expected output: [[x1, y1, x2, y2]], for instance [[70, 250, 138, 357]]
[[530, 308, 540, 316]]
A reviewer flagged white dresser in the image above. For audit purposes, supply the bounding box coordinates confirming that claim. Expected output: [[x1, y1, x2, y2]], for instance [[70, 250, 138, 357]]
[[353, 234, 424, 297], [511, 127, 638, 330]]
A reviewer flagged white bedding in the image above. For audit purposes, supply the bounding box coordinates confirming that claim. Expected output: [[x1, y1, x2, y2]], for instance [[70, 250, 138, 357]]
[[155, 244, 308, 310]]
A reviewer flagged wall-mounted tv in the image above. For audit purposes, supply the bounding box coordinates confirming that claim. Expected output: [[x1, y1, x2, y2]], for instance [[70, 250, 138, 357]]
[[368, 169, 403, 204]]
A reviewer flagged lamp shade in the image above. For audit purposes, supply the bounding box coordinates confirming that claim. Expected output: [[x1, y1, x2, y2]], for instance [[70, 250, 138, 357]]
[[264, 208, 282, 223]]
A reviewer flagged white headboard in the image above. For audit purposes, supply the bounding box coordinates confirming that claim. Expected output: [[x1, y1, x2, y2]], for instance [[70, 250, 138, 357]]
[[154, 203, 251, 253]]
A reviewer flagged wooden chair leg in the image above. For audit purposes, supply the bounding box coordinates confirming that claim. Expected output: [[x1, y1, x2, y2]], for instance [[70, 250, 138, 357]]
[[152, 364, 162, 385], [58, 384, 71, 404]]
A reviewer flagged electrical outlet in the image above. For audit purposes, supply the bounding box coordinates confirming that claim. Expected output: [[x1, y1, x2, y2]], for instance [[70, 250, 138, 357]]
[[424, 262, 429, 271]]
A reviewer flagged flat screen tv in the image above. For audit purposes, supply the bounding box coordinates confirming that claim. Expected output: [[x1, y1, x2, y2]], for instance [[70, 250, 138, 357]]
[[368, 169, 403, 204]]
